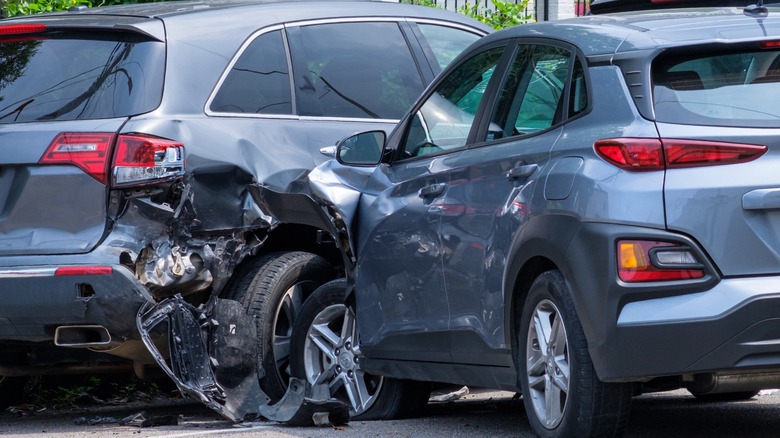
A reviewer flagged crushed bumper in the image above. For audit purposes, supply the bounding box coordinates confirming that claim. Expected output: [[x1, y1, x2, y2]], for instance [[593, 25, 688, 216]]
[[137, 295, 348, 424]]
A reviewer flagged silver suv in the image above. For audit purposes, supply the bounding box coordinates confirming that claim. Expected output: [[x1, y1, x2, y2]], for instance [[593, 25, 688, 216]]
[[263, 4, 780, 436], [0, 0, 488, 409]]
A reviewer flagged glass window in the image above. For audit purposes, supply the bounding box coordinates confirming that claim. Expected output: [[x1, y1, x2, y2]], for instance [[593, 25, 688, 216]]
[[488, 45, 572, 141], [210, 30, 292, 115], [417, 23, 481, 73], [0, 32, 164, 123], [653, 50, 780, 127], [292, 22, 425, 120], [401, 47, 504, 159]]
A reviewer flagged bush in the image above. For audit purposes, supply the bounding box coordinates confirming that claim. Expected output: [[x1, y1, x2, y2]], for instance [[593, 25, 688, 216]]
[[459, 0, 533, 29], [1, 0, 161, 18]]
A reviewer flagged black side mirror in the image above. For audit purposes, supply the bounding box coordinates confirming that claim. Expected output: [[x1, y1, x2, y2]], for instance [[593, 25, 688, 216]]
[[336, 130, 386, 166]]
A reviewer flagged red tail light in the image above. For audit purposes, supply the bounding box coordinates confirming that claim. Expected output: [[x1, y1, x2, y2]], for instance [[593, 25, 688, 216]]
[[112, 135, 184, 187], [40, 133, 115, 184], [40, 132, 185, 186], [595, 138, 767, 171], [0, 24, 46, 35], [618, 240, 704, 282]]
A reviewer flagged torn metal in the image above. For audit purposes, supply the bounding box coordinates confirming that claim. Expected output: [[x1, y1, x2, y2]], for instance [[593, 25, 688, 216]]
[[133, 163, 362, 424], [137, 295, 350, 424]]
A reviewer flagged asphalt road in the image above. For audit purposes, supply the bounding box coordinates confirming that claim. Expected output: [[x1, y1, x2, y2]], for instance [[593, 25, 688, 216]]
[[1, 388, 779, 437]]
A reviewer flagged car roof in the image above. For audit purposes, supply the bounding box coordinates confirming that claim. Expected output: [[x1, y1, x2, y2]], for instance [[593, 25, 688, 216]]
[[2, 0, 489, 32], [481, 6, 780, 56]]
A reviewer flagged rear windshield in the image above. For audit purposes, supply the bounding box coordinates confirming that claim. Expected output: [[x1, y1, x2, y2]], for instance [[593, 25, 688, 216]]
[[0, 32, 164, 124], [653, 49, 780, 128]]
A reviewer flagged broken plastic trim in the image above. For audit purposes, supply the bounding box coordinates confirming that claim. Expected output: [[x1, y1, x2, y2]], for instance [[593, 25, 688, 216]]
[[137, 295, 349, 425]]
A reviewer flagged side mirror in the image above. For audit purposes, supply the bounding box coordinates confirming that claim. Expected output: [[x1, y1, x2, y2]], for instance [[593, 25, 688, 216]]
[[336, 130, 386, 166]]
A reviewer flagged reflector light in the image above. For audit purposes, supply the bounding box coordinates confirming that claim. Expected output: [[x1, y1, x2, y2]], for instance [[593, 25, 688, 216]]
[[55, 266, 113, 276], [112, 135, 184, 186], [0, 24, 46, 35], [761, 41, 780, 49], [595, 138, 767, 171], [40, 133, 115, 184], [617, 240, 704, 282]]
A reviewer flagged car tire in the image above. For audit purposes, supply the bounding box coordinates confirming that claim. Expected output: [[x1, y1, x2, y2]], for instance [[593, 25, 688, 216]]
[[518, 270, 632, 438], [290, 279, 430, 421], [229, 251, 336, 401], [0, 376, 27, 409], [689, 390, 760, 402]]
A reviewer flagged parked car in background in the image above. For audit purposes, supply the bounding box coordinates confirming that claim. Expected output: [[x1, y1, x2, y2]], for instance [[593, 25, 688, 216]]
[[0, 0, 489, 410], [277, 4, 780, 436]]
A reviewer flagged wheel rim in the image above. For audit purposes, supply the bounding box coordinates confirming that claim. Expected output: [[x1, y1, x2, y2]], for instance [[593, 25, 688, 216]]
[[272, 281, 315, 388], [526, 298, 570, 429], [302, 303, 383, 416]]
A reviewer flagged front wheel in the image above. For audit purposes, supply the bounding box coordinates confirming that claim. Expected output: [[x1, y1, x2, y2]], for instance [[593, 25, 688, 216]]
[[290, 279, 430, 421], [518, 270, 632, 438]]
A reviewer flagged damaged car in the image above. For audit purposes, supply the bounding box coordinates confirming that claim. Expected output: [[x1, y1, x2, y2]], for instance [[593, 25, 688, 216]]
[[0, 0, 489, 411], [200, 3, 780, 436]]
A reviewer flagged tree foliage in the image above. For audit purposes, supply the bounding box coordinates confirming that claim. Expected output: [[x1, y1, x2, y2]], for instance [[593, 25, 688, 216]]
[[1, 0, 161, 17], [404, 0, 533, 29]]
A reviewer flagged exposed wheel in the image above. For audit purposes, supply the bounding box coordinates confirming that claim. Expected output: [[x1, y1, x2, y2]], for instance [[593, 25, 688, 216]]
[[0, 376, 27, 409], [690, 390, 759, 402], [229, 251, 336, 401], [518, 270, 632, 438], [290, 279, 430, 421]]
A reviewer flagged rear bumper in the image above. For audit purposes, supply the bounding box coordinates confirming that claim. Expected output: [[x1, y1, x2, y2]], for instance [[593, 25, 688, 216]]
[[0, 262, 151, 343], [567, 222, 780, 382]]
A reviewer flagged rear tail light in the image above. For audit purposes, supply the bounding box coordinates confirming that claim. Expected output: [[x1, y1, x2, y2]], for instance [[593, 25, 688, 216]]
[[595, 138, 767, 171], [112, 135, 184, 187], [40, 132, 184, 186], [40, 133, 114, 184], [617, 240, 705, 282]]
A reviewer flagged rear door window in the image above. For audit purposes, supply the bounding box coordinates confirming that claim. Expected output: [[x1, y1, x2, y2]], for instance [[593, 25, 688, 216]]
[[289, 21, 425, 120], [0, 32, 164, 123], [209, 29, 293, 115], [653, 49, 780, 127], [487, 44, 576, 141]]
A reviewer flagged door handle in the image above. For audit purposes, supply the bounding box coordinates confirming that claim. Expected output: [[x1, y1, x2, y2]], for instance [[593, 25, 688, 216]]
[[419, 183, 446, 198], [506, 163, 538, 180]]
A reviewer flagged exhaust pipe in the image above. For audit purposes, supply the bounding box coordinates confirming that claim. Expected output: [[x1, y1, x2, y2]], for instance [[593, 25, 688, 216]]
[[54, 325, 111, 347]]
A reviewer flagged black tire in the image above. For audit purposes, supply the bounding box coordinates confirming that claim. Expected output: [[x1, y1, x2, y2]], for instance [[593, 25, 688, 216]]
[[0, 376, 28, 409], [290, 279, 430, 422], [690, 390, 760, 402], [228, 251, 336, 401], [517, 270, 632, 438]]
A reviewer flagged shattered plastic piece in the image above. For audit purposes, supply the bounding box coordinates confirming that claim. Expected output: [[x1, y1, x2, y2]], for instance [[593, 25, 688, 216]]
[[429, 386, 469, 403], [258, 378, 349, 427], [119, 411, 178, 427]]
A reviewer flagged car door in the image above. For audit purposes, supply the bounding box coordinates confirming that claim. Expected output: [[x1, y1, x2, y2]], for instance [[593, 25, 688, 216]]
[[354, 44, 511, 362], [436, 42, 585, 365]]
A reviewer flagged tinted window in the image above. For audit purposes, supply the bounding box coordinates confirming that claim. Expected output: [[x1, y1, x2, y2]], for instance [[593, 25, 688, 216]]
[[210, 30, 292, 115], [488, 45, 571, 141], [653, 50, 780, 127], [292, 22, 425, 120], [401, 46, 504, 158], [417, 23, 481, 72], [0, 33, 163, 124]]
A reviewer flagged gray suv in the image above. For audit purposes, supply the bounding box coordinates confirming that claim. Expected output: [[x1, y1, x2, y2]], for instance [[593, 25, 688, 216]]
[[267, 4, 780, 437], [0, 0, 488, 409]]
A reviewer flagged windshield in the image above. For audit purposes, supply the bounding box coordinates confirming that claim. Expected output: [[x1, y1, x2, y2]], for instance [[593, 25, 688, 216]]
[[0, 32, 164, 123]]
